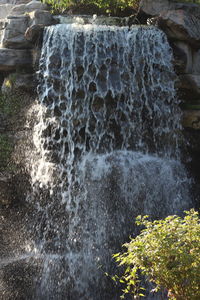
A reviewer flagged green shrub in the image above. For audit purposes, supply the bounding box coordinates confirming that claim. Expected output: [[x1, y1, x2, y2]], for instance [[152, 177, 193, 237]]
[[42, 0, 140, 14], [113, 209, 200, 299]]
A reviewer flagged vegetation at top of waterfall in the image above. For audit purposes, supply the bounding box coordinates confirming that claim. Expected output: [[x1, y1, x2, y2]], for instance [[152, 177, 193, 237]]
[[42, 0, 140, 15], [113, 209, 200, 300]]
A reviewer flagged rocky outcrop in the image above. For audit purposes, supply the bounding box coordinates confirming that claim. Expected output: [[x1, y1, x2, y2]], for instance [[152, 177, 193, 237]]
[[157, 10, 200, 48], [0, 0, 54, 207], [140, 1, 200, 131], [0, 48, 32, 70], [2, 15, 31, 48]]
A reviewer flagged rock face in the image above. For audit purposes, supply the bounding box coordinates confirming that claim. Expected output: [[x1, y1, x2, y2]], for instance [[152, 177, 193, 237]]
[[1, 15, 31, 48], [142, 1, 200, 130], [158, 10, 200, 48], [0, 48, 32, 70]]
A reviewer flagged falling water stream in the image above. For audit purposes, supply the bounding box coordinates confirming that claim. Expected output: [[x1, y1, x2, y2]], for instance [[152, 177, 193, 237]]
[[1, 23, 192, 299]]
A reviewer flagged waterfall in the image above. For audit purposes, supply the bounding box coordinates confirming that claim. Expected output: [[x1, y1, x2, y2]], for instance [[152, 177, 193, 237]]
[[1, 23, 192, 300]]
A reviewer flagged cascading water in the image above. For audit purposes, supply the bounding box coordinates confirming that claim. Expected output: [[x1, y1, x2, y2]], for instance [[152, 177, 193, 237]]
[[1, 23, 192, 300]]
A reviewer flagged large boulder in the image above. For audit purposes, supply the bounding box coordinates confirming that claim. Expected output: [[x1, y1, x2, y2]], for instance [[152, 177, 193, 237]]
[[1, 15, 31, 48], [10, 0, 48, 15], [157, 10, 200, 48], [0, 48, 32, 71], [140, 0, 200, 18], [28, 9, 54, 26], [140, 0, 173, 16]]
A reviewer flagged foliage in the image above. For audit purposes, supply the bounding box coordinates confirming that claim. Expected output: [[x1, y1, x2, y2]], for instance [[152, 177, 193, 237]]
[[42, 0, 140, 14], [0, 134, 13, 171], [113, 210, 200, 299], [0, 91, 21, 117]]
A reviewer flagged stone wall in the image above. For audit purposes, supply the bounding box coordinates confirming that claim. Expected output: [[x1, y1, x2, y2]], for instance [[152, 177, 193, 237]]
[[0, 0, 56, 206], [140, 0, 200, 192]]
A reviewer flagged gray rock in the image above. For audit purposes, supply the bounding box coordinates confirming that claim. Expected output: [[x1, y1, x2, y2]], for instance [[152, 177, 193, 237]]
[[140, 0, 200, 18], [193, 50, 200, 75], [0, 48, 32, 71], [10, 0, 48, 15], [173, 41, 193, 74], [179, 74, 200, 94], [183, 110, 200, 130], [29, 9, 54, 26], [0, 0, 30, 3], [25, 23, 44, 42], [0, 4, 14, 19], [140, 0, 173, 16], [158, 10, 200, 48], [1, 15, 31, 48], [178, 74, 200, 101]]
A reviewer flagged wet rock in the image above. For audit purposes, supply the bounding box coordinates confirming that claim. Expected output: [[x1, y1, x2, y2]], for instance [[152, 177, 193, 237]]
[[0, 48, 32, 71], [1, 15, 31, 49], [183, 110, 200, 130], [157, 10, 200, 48]]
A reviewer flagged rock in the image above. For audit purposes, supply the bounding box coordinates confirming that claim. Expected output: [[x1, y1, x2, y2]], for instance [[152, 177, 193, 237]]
[[193, 50, 200, 75], [25, 24, 44, 42], [10, 0, 48, 15], [172, 41, 193, 74], [0, 19, 7, 43], [0, 48, 32, 71], [179, 74, 200, 94], [2, 73, 37, 93], [178, 74, 200, 101], [0, 177, 13, 206], [182, 110, 200, 129], [1, 15, 31, 48], [173, 2, 200, 19], [0, 4, 14, 19], [157, 10, 200, 48], [140, 0, 173, 16], [0, 0, 30, 3], [29, 9, 54, 26], [140, 0, 200, 18]]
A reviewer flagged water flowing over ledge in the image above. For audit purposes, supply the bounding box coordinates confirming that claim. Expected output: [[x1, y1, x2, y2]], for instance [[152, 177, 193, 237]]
[[1, 23, 192, 300]]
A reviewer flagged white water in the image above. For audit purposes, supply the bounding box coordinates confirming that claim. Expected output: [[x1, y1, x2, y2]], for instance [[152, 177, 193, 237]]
[[1, 24, 192, 300]]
